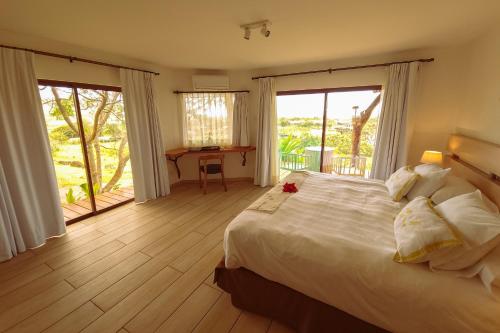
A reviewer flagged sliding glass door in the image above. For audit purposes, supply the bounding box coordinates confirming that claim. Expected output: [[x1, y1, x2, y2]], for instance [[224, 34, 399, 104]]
[[39, 82, 134, 223], [277, 86, 382, 180], [325, 90, 381, 177], [277, 93, 325, 179]]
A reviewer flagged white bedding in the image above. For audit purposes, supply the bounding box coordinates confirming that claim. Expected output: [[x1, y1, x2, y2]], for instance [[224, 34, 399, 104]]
[[224, 172, 500, 333]]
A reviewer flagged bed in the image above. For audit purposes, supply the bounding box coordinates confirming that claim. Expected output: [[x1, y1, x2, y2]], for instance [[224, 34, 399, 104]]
[[217, 169, 500, 332]]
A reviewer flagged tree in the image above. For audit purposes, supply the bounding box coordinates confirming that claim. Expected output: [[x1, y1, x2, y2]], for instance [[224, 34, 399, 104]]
[[351, 94, 381, 159], [49, 87, 129, 194]]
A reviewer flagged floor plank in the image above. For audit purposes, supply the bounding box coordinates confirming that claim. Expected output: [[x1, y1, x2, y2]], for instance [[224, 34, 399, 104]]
[[192, 293, 242, 333], [43, 302, 103, 333], [230, 311, 272, 333], [0, 182, 274, 333], [81, 266, 181, 333], [7, 253, 150, 333], [0, 240, 125, 312], [124, 244, 224, 333], [156, 284, 221, 333]]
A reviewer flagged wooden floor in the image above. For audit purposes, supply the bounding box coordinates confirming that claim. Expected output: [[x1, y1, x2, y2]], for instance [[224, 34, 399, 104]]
[[62, 186, 135, 222], [0, 181, 295, 333]]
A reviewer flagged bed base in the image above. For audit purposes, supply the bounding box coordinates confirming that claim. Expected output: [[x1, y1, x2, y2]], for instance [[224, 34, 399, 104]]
[[214, 259, 388, 333]]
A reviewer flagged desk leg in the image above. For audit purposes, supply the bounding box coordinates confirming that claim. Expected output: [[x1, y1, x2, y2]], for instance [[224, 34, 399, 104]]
[[168, 157, 181, 178], [240, 152, 247, 166]]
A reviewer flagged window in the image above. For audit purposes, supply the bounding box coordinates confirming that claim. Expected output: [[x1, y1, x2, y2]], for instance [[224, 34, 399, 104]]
[[180, 92, 234, 147], [277, 86, 382, 179]]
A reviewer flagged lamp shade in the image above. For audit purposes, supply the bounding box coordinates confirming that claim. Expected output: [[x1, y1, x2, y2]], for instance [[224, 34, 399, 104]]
[[420, 150, 443, 165]]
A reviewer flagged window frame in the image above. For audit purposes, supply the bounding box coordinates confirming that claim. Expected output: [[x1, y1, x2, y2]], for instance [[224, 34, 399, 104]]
[[38, 79, 132, 225], [276, 85, 382, 173]]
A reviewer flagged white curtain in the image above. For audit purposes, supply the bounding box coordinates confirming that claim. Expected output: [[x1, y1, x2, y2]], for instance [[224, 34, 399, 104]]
[[232, 92, 250, 146], [0, 49, 66, 261], [254, 78, 279, 187], [371, 62, 421, 180], [120, 69, 169, 203], [180, 93, 234, 147]]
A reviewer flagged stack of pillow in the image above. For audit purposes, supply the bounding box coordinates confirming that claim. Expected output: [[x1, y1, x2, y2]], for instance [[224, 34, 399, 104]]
[[387, 164, 500, 298]]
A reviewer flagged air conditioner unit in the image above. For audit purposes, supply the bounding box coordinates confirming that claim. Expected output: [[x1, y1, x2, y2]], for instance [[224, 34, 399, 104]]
[[192, 75, 230, 91]]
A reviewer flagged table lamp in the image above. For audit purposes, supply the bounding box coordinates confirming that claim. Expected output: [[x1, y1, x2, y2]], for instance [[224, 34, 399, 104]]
[[420, 150, 443, 165]]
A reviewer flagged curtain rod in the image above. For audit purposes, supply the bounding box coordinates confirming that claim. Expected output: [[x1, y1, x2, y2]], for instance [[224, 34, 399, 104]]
[[251, 58, 434, 80], [0, 44, 160, 76], [173, 90, 250, 94]]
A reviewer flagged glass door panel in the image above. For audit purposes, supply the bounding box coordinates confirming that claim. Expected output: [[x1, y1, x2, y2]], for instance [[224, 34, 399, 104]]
[[77, 88, 134, 212], [325, 90, 381, 178], [277, 93, 325, 180], [39, 85, 93, 222]]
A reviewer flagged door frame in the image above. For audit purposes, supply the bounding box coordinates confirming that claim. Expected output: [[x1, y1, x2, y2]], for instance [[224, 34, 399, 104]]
[[38, 79, 133, 225], [276, 85, 382, 173]]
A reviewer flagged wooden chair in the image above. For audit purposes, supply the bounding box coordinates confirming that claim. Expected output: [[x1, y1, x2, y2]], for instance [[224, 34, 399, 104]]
[[198, 154, 227, 194]]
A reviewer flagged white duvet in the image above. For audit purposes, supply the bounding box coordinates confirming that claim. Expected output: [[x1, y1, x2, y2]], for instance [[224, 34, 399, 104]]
[[224, 172, 500, 333]]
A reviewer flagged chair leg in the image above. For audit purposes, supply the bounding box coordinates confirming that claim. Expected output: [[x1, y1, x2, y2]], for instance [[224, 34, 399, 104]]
[[221, 171, 227, 192], [199, 169, 202, 188], [203, 171, 208, 195]]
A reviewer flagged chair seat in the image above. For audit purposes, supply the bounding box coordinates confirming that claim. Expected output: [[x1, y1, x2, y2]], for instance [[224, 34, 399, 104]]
[[200, 164, 222, 174]]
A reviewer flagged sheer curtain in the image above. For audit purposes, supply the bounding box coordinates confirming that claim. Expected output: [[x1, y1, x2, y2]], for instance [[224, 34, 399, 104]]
[[232, 92, 250, 147], [254, 78, 279, 187], [120, 69, 169, 203], [371, 62, 421, 180], [0, 49, 66, 261], [180, 92, 234, 147]]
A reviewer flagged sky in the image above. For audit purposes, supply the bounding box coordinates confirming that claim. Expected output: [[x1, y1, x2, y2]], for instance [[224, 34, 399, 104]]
[[277, 90, 381, 120]]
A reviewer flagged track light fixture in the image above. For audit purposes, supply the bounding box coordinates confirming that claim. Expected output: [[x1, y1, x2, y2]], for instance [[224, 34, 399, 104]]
[[261, 24, 271, 37], [240, 20, 271, 40], [244, 27, 251, 40]]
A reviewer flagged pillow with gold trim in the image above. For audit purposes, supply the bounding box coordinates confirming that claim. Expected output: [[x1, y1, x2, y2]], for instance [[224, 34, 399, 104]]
[[385, 166, 419, 202], [394, 196, 462, 263]]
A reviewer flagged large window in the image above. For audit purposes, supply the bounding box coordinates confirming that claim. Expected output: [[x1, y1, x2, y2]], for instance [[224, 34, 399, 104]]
[[39, 81, 134, 223], [277, 86, 382, 179], [180, 92, 234, 147]]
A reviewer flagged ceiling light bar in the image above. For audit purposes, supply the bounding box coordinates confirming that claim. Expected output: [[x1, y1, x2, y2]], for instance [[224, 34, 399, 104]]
[[240, 20, 271, 40]]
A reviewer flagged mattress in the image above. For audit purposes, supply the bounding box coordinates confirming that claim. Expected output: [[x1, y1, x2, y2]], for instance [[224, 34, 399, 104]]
[[224, 171, 500, 333]]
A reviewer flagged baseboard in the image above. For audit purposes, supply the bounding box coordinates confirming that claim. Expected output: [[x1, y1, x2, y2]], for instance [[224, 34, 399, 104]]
[[170, 177, 253, 188]]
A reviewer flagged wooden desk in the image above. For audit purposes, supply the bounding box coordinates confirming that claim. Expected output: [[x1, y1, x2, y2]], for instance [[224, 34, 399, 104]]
[[165, 146, 256, 178]]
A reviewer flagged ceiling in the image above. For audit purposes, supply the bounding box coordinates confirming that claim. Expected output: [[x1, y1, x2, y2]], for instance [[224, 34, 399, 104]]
[[1, 0, 499, 70]]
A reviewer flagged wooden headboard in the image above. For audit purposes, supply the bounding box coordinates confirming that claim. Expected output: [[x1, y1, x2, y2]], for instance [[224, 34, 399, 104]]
[[445, 134, 500, 207]]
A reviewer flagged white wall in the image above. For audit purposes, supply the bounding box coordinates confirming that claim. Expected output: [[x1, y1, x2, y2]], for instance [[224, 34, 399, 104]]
[[2, 22, 498, 185], [456, 23, 500, 144]]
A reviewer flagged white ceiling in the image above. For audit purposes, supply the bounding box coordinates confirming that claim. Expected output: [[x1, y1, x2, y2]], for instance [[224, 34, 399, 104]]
[[1, 0, 499, 70]]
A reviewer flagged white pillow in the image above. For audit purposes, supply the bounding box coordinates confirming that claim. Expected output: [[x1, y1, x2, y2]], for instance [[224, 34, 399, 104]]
[[429, 190, 500, 271], [385, 166, 419, 202], [431, 176, 499, 214], [406, 168, 450, 201], [414, 163, 443, 175], [393, 197, 461, 263]]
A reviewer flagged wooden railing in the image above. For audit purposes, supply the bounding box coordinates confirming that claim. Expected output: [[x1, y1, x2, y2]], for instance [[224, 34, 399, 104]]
[[331, 156, 367, 177], [280, 152, 311, 171]]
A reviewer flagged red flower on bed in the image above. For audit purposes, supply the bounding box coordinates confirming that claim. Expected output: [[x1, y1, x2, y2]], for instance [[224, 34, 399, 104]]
[[282, 182, 298, 193]]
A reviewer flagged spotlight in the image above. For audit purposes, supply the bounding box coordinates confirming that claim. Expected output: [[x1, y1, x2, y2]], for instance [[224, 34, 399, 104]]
[[244, 27, 251, 40], [240, 20, 271, 40], [261, 24, 271, 37]]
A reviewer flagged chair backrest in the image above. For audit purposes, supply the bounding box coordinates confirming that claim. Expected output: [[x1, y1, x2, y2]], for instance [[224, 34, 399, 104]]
[[198, 154, 224, 169]]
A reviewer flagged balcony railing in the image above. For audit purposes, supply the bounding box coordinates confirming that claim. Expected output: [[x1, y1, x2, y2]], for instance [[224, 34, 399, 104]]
[[279, 152, 311, 171], [331, 156, 367, 177], [280, 152, 367, 177]]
